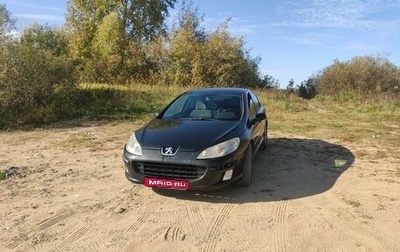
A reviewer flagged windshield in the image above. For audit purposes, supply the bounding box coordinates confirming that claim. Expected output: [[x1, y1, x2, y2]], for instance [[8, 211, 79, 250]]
[[161, 93, 243, 121]]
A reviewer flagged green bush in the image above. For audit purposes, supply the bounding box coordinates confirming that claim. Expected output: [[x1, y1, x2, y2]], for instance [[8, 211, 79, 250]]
[[0, 44, 76, 127], [316, 55, 400, 96], [0, 170, 5, 180], [298, 77, 317, 99]]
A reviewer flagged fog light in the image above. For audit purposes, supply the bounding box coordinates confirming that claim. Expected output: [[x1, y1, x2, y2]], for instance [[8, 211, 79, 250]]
[[222, 169, 233, 181]]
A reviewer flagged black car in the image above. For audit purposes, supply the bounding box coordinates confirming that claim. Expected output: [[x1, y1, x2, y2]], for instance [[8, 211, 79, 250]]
[[122, 88, 268, 190]]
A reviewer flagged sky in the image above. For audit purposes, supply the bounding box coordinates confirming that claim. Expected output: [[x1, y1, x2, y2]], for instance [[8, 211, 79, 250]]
[[3, 0, 400, 87]]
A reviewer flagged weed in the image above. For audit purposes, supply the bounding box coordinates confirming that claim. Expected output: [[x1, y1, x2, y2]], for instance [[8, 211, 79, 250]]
[[0, 170, 5, 180]]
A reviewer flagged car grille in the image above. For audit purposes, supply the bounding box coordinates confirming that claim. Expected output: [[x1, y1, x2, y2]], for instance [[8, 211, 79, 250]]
[[133, 162, 206, 180]]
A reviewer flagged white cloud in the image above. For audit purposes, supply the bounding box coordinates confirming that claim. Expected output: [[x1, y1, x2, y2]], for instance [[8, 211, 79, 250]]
[[15, 14, 64, 22], [218, 0, 400, 46], [279, 31, 330, 45], [342, 42, 381, 51], [283, 0, 400, 32]]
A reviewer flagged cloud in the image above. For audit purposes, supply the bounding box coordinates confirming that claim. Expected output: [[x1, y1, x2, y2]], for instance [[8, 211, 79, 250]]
[[342, 42, 381, 51], [282, 0, 400, 32], [279, 31, 331, 45], [218, 0, 400, 46], [15, 14, 64, 22]]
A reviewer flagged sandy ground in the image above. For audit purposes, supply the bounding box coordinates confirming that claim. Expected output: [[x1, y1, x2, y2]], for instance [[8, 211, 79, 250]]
[[0, 121, 399, 252]]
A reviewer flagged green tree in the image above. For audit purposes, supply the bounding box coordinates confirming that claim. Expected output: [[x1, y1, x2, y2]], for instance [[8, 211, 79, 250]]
[[298, 77, 317, 99], [1, 22, 76, 127], [0, 4, 17, 85], [286, 79, 295, 93], [259, 74, 279, 89], [20, 23, 69, 56], [167, 3, 204, 86], [202, 24, 259, 87], [121, 0, 177, 42], [88, 12, 126, 83], [0, 4, 16, 44], [93, 12, 125, 58], [66, 0, 176, 82], [167, 4, 262, 87]]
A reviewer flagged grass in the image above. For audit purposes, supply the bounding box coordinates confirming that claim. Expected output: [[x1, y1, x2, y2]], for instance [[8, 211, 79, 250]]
[[0, 170, 5, 180], [255, 89, 400, 151], [1, 83, 399, 153], [54, 132, 100, 149]]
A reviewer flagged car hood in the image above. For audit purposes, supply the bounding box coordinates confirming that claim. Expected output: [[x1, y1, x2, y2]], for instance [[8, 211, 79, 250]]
[[137, 119, 243, 152]]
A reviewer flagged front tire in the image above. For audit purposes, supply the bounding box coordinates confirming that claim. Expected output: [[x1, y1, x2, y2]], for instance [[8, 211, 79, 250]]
[[236, 144, 252, 186]]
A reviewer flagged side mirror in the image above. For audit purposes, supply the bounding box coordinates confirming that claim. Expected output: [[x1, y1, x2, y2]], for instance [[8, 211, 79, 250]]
[[251, 113, 266, 125]]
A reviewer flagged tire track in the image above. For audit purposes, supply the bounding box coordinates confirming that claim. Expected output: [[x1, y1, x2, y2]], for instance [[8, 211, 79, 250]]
[[286, 208, 312, 226], [61, 202, 130, 251], [164, 226, 186, 241], [5, 241, 20, 250], [52, 201, 131, 252], [76, 240, 109, 252], [53, 225, 90, 252], [273, 200, 288, 252], [186, 202, 206, 237], [202, 204, 234, 252], [110, 200, 163, 252], [5, 210, 75, 250], [153, 209, 187, 217], [224, 205, 274, 252], [306, 193, 400, 251], [37, 210, 75, 231], [330, 177, 364, 198], [142, 226, 167, 243], [229, 225, 256, 252]]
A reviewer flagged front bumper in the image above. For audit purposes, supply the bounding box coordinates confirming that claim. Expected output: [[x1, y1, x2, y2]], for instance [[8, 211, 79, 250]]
[[122, 146, 246, 191]]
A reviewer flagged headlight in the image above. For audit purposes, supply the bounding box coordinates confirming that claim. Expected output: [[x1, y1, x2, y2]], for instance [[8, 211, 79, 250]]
[[197, 137, 240, 159], [126, 133, 142, 156]]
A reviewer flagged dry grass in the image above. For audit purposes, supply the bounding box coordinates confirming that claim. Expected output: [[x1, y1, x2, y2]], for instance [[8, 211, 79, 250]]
[[256, 89, 400, 152]]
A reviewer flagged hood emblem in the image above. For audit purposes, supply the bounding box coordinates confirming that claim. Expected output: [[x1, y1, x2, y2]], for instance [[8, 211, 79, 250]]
[[161, 146, 179, 156]]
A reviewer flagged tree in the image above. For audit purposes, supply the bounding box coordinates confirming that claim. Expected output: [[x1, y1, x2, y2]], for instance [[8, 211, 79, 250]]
[[121, 0, 177, 42], [298, 77, 317, 99], [20, 23, 69, 57], [167, 7, 262, 88], [1, 20, 76, 127], [0, 4, 17, 84], [286, 79, 295, 93], [0, 4, 16, 44], [66, 0, 176, 56], [88, 12, 126, 83], [259, 74, 279, 89], [66, 0, 176, 82], [164, 2, 201, 85]]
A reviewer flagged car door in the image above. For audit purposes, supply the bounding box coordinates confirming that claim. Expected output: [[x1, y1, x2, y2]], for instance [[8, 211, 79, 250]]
[[248, 92, 265, 151]]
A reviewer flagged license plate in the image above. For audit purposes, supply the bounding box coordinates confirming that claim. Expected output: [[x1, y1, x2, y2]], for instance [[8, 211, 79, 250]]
[[145, 177, 190, 190]]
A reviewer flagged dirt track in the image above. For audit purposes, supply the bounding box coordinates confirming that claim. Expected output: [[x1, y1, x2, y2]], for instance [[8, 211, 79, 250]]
[[1, 122, 399, 252]]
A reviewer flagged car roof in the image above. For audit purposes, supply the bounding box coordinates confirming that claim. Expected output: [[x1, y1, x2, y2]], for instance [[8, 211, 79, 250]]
[[185, 87, 250, 95]]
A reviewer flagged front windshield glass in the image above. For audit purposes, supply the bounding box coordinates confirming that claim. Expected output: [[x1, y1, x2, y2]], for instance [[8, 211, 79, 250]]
[[161, 93, 242, 121]]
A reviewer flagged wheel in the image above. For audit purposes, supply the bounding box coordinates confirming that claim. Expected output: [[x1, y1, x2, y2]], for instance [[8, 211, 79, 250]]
[[260, 125, 268, 151], [236, 144, 252, 186]]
